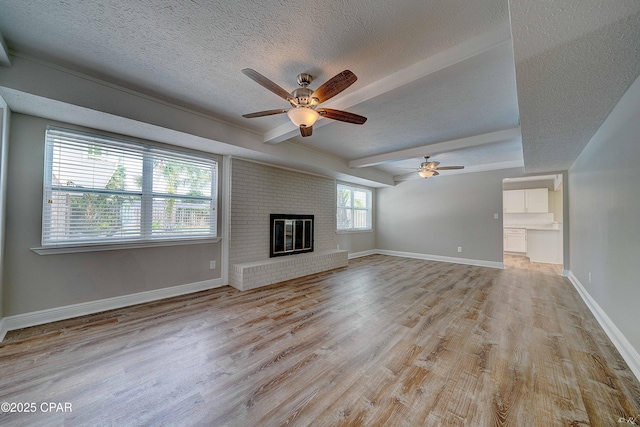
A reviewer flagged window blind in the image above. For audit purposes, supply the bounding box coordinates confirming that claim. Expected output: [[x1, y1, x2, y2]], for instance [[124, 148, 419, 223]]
[[43, 126, 217, 247]]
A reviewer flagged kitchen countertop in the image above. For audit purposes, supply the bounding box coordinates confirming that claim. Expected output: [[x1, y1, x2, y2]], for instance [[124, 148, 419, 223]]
[[504, 224, 561, 231]]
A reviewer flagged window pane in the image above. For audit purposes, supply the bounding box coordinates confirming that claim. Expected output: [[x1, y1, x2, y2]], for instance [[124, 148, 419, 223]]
[[353, 209, 368, 228], [45, 191, 141, 243], [337, 207, 352, 229], [50, 134, 143, 192], [353, 190, 368, 209], [336, 184, 372, 231], [151, 197, 214, 237], [337, 185, 352, 207], [152, 154, 213, 197]]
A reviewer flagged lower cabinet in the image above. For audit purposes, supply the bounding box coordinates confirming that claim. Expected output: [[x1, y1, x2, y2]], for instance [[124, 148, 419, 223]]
[[504, 228, 527, 253], [527, 230, 562, 264]]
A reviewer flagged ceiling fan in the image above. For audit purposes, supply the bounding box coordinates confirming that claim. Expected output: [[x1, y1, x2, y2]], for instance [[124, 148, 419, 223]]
[[417, 156, 464, 178], [241, 68, 367, 137]]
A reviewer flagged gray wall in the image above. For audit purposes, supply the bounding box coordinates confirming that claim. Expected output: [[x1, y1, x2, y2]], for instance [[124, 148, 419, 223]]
[[337, 231, 376, 255], [0, 98, 9, 320], [569, 74, 640, 354], [377, 168, 524, 262], [3, 114, 221, 316]]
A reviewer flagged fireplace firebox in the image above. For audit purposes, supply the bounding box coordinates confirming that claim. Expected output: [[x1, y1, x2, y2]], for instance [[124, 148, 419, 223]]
[[270, 214, 314, 257]]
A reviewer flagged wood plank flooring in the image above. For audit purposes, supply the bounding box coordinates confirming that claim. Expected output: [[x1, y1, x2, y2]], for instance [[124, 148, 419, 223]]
[[1, 255, 639, 426]]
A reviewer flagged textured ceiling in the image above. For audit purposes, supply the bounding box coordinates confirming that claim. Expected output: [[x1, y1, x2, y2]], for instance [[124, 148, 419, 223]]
[[510, 0, 640, 173], [378, 139, 524, 181], [0, 0, 639, 180], [0, 0, 507, 130], [291, 41, 519, 161]]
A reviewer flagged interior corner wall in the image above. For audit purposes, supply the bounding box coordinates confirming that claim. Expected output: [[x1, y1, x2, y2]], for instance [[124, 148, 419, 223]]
[[336, 183, 377, 255], [0, 98, 10, 321], [336, 230, 376, 255], [3, 113, 222, 316], [229, 159, 337, 267], [376, 168, 524, 263], [568, 73, 640, 355], [561, 170, 570, 270]]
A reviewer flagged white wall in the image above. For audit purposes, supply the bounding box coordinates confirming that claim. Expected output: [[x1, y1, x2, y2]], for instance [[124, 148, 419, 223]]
[[228, 159, 376, 288], [3, 114, 222, 316], [377, 168, 523, 263], [569, 74, 640, 355], [549, 189, 563, 223]]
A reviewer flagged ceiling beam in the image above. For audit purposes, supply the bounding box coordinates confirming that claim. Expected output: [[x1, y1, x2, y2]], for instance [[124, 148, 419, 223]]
[[349, 127, 521, 168], [0, 55, 395, 187], [263, 22, 513, 144]]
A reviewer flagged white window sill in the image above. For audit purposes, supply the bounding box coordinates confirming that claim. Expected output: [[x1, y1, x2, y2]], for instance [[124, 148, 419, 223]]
[[31, 237, 222, 255], [336, 229, 374, 234]]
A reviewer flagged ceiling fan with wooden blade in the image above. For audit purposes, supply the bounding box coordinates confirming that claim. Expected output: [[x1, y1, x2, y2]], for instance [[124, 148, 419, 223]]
[[241, 109, 289, 118], [318, 108, 367, 124], [241, 68, 367, 137], [417, 156, 464, 178]]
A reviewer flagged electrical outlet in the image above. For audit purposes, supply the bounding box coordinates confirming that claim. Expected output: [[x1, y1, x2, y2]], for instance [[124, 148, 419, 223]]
[[457, 246, 463, 253], [210, 261, 216, 270], [588, 272, 591, 283], [494, 213, 499, 219]]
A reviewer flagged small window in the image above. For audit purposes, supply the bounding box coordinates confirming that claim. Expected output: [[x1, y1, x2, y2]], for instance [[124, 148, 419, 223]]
[[42, 126, 217, 247], [337, 183, 372, 231]]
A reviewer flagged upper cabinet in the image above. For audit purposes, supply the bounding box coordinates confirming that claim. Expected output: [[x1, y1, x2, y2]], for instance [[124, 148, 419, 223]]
[[503, 188, 548, 213], [503, 189, 525, 213], [524, 188, 549, 213]]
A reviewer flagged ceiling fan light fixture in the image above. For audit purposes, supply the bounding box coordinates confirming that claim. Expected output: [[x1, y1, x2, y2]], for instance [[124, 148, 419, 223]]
[[418, 169, 435, 178], [287, 107, 319, 127], [241, 69, 366, 136]]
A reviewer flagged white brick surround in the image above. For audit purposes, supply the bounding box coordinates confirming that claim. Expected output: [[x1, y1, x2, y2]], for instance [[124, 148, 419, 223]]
[[231, 250, 348, 291], [229, 159, 339, 290]]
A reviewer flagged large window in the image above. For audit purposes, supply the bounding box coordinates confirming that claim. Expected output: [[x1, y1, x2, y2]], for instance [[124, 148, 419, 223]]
[[42, 126, 217, 247], [337, 183, 372, 231]]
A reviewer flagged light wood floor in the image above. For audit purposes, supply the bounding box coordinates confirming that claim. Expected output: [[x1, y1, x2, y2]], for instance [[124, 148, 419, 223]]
[[503, 253, 563, 275], [1, 255, 639, 426]]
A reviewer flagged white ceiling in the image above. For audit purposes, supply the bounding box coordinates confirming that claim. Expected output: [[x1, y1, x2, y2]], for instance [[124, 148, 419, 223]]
[[0, 0, 639, 185]]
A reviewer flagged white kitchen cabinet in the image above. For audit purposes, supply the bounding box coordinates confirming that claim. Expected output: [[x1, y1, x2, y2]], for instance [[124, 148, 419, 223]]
[[504, 228, 527, 253], [503, 188, 548, 213], [525, 188, 549, 213], [503, 190, 525, 213], [527, 229, 562, 264]]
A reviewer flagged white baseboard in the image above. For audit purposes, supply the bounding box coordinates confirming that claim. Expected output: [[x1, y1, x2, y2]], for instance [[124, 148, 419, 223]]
[[348, 250, 378, 259], [0, 278, 224, 342], [567, 271, 640, 382], [375, 249, 504, 269]]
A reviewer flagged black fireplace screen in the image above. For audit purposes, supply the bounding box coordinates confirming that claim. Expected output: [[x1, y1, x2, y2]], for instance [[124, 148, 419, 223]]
[[270, 214, 314, 257]]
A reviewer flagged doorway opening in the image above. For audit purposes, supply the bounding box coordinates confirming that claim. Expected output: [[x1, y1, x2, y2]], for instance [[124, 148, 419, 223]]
[[502, 174, 564, 274]]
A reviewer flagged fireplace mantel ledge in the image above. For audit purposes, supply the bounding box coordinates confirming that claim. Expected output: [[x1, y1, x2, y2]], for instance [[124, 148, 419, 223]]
[[230, 250, 348, 291], [234, 249, 346, 268]]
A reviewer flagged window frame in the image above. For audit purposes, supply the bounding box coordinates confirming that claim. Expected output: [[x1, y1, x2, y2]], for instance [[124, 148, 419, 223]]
[[336, 183, 373, 232], [37, 126, 219, 253]]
